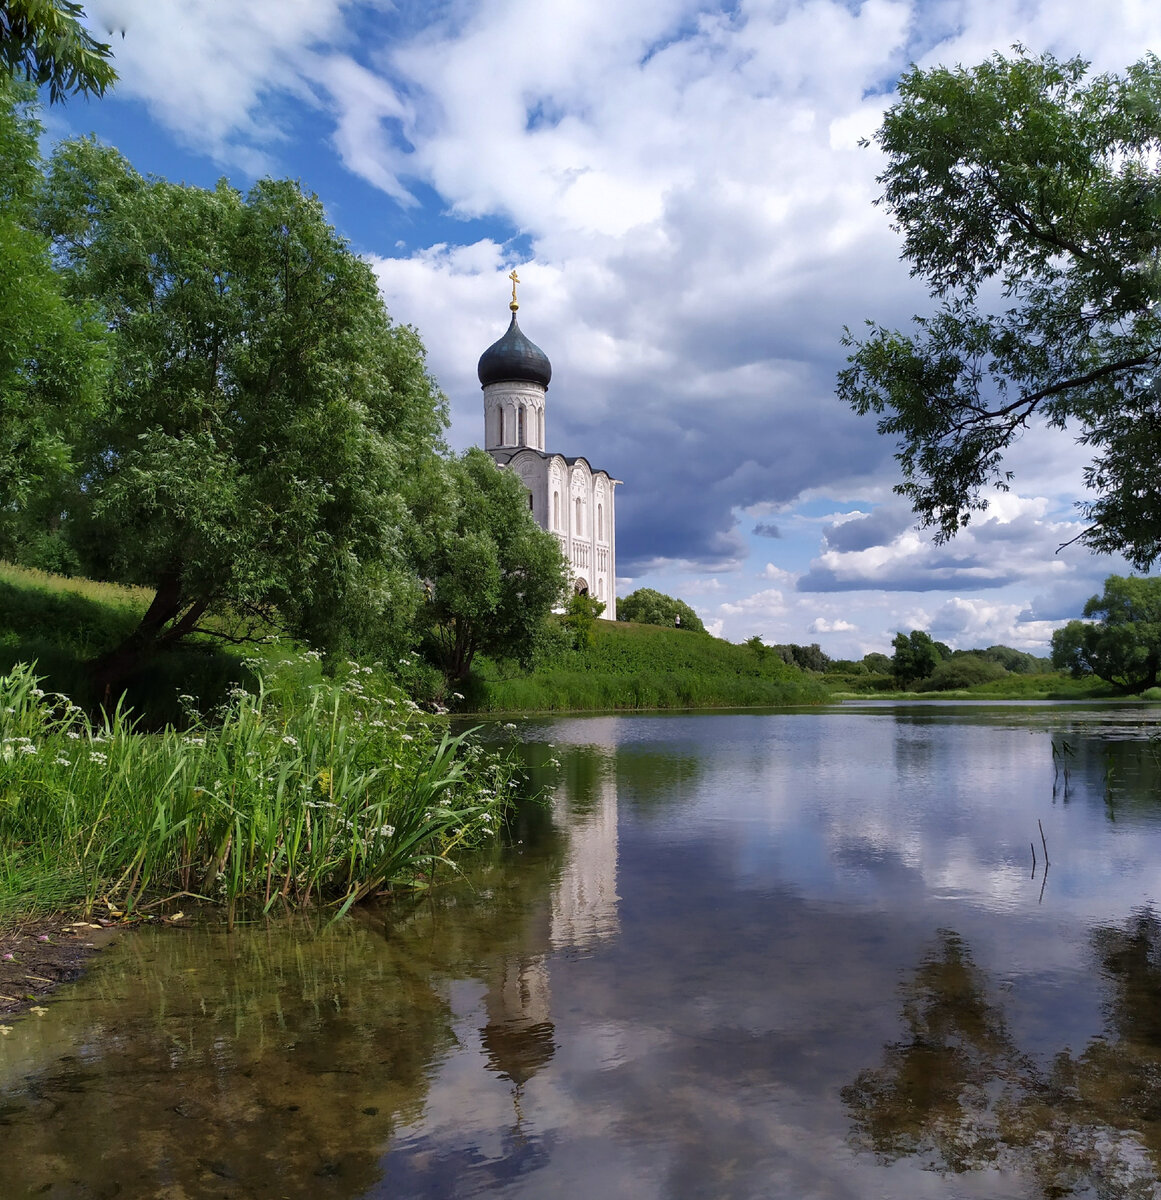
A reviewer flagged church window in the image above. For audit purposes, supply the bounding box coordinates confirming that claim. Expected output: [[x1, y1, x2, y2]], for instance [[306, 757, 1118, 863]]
[[497, 407, 505, 445], [598, 578, 604, 600], [597, 503, 603, 541], [517, 407, 525, 446], [575, 497, 582, 535], [527, 491, 533, 512], [553, 491, 559, 529], [538, 409, 544, 448]]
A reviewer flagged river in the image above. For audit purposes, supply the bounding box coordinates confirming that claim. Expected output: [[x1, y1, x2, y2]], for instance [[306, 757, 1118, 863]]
[[2, 702, 1161, 1198]]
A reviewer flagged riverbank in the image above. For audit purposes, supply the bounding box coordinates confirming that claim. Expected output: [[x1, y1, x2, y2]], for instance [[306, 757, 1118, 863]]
[[0, 655, 518, 928], [0, 916, 120, 1018]]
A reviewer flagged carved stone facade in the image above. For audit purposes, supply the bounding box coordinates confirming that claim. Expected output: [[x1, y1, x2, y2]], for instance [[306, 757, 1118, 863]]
[[479, 302, 619, 617]]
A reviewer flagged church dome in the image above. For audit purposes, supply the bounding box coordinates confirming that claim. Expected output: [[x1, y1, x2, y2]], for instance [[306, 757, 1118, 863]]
[[477, 313, 552, 388]]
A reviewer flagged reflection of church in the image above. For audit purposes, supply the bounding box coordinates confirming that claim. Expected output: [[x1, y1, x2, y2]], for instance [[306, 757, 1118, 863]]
[[479, 753, 621, 1089], [478, 273, 620, 616]]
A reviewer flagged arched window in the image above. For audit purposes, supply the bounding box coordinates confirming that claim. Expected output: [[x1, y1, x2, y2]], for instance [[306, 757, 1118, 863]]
[[538, 409, 544, 449], [575, 497, 582, 535], [597, 503, 603, 541], [598, 578, 604, 600], [527, 491, 533, 512], [517, 407, 525, 446], [497, 408, 505, 445], [553, 491, 559, 529]]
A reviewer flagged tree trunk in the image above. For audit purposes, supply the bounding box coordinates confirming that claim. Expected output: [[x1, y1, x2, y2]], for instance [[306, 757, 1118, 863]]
[[85, 566, 210, 705]]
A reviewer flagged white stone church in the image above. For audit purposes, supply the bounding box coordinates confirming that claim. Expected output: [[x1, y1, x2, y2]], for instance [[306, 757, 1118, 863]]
[[478, 277, 620, 618]]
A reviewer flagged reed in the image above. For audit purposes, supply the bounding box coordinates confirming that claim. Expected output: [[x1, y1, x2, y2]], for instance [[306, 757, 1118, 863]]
[[0, 656, 517, 924]]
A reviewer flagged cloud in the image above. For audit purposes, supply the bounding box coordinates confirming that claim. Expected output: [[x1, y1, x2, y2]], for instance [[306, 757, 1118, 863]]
[[73, 0, 1161, 654], [85, 0, 349, 171], [810, 617, 857, 634], [822, 506, 913, 553]]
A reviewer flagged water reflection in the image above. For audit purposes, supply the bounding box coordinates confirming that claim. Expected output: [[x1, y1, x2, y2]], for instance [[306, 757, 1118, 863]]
[[0, 734, 624, 1199], [844, 910, 1161, 1194], [3, 704, 1161, 1199]]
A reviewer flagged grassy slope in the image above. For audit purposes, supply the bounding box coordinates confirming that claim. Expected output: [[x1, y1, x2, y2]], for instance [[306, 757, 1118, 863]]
[[0, 563, 253, 724], [469, 619, 832, 712]]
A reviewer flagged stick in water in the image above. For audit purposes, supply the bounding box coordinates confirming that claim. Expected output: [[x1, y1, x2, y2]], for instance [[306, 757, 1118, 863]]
[[1038, 819, 1050, 866]]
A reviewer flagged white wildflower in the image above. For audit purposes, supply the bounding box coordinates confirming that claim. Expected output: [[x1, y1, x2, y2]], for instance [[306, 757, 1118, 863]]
[[89, 751, 107, 765], [281, 734, 299, 747], [66, 730, 80, 740], [183, 736, 206, 747], [53, 756, 70, 767], [18, 743, 37, 755]]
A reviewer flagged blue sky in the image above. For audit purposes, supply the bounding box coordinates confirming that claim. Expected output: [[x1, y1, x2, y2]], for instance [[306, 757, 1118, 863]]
[[51, 0, 1161, 657]]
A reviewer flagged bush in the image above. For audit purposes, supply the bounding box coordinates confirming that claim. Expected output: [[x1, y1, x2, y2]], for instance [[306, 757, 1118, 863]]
[[617, 588, 705, 633], [919, 655, 1007, 691]]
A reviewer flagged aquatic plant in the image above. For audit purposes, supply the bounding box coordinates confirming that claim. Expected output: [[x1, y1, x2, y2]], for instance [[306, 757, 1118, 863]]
[[0, 658, 518, 924]]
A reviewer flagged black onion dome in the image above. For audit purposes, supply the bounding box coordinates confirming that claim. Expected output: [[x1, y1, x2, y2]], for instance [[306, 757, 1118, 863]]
[[477, 313, 552, 388]]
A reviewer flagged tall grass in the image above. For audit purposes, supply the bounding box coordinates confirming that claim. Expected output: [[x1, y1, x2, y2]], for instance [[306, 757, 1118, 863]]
[[0, 656, 518, 926]]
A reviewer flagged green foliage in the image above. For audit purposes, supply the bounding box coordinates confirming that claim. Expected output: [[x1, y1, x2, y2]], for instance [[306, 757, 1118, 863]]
[[0, 657, 518, 922], [36, 139, 447, 691], [839, 50, 1161, 568], [562, 592, 605, 650], [471, 618, 829, 711], [771, 641, 831, 672], [0, 1, 116, 102], [745, 634, 769, 660], [0, 78, 107, 554], [918, 653, 1007, 692], [977, 644, 1051, 674], [862, 652, 892, 674], [1051, 575, 1161, 692], [891, 629, 950, 685], [411, 448, 568, 682], [617, 588, 705, 633]]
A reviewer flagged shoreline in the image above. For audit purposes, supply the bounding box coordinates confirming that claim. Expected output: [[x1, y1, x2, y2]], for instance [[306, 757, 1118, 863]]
[[0, 916, 120, 1019]]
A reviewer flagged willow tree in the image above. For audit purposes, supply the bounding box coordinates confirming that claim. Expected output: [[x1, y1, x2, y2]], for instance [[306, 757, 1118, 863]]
[[39, 138, 446, 694]]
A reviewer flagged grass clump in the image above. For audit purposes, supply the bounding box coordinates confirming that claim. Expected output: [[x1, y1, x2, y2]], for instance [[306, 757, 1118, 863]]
[[0, 656, 518, 926]]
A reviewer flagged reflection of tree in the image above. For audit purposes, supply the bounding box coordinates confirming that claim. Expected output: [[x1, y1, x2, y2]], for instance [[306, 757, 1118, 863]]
[[844, 913, 1161, 1196], [0, 918, 459, 1199], [842, 929, 1024, 1172], [616, 747, 703, 816]]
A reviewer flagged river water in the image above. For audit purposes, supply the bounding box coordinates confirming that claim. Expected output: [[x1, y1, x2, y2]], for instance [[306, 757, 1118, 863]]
[[3, 703, 1161, 1199]]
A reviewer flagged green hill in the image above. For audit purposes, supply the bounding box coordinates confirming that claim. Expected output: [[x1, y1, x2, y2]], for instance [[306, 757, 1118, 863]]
[[466, 619, 831, 712]]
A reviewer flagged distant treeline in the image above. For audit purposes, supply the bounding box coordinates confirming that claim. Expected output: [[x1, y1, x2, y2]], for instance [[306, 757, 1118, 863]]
[[745, 632, 1052, 694]]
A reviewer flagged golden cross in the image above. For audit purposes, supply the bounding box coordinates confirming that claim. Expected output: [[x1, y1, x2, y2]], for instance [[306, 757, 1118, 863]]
[[509, 268, 520, 311]]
